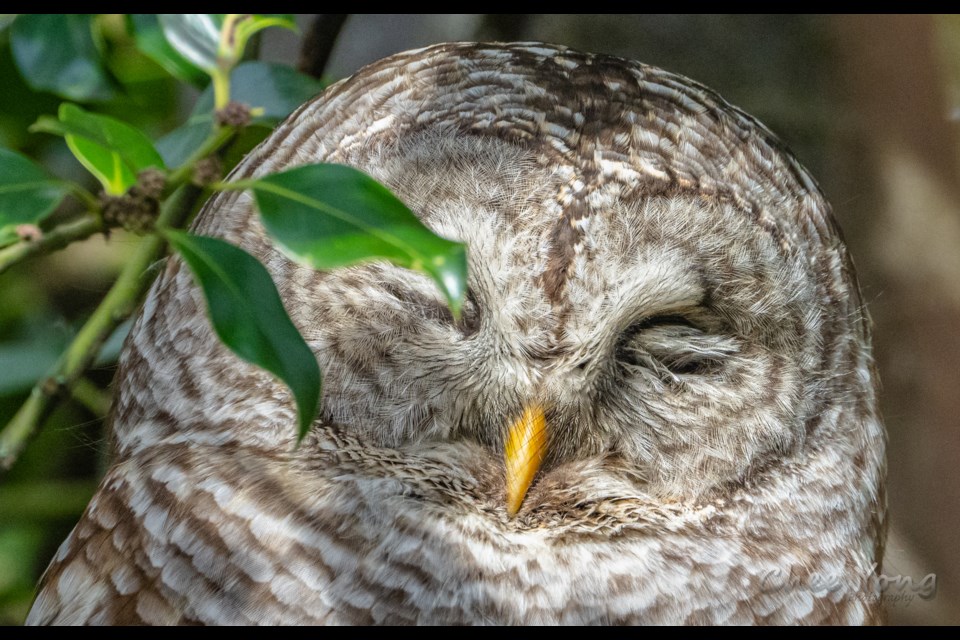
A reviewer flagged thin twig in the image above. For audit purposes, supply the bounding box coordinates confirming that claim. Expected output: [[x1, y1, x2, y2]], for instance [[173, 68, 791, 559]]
[[298, 14, 348, 80], [0, 109, 236, 473], [0, 184, 201, 473], [67, 182, 101, 211], [71, 376, 112, 418], [0, 101, 234, 280], [0, 215, 103, 275], [166, 125, 237, 190]]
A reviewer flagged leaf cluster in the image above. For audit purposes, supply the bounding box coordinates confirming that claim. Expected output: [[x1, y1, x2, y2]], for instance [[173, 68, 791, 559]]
[[0, 14, 468, 446]]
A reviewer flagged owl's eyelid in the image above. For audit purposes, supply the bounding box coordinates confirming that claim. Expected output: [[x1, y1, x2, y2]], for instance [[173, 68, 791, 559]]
[[454, 286, 483, 337], [628, 311, 705, 334], [616, 310, 729, 377]]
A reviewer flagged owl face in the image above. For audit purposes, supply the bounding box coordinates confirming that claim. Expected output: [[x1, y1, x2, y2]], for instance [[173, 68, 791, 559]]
[[294, 130, 823, 505]]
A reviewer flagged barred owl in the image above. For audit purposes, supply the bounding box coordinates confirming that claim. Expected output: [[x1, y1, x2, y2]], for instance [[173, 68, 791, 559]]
[[27, 42, 886, 625]]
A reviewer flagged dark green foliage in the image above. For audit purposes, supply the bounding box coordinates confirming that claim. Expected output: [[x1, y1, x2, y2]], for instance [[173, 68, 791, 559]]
[[0, 149, 68, 246], [10, 15, 119, 102], [164, 231, 321, 441], [32, 104, 165, 195], [0, 14, 467, 622], [241, 164, 468, 317]]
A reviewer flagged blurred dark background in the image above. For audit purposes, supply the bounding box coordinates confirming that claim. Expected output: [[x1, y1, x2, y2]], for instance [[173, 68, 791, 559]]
[[1, 14, 957, 625]]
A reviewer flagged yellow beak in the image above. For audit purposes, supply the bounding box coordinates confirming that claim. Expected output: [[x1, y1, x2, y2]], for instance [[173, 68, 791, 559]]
[[504, 404, 549, 516]]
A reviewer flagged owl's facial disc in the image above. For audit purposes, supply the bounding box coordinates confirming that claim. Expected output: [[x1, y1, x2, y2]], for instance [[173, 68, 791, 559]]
[[504, 404, 548, 516], [304, 132, 824, 507]]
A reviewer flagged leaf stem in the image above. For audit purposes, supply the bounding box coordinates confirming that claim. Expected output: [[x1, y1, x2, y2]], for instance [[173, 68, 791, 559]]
[[211, 14, 246, 110], [0, 117, 238, 473], [212, 66, 231, 111], [71, 376, 112, 417], [217, 14, 245, 61], [0, 214, 103, 275], [166, 125, 236, 188], [0, 122, 230, 278], [67, 181, 101, 211], [0, 184, 201, 473]]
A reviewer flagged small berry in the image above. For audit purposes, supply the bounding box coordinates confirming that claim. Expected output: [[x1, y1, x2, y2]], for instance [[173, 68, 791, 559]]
[[192, 157, 223, 188], [136, 168, 166, 200], [15, 224, 43, 242], [216, 101, 253, 128]]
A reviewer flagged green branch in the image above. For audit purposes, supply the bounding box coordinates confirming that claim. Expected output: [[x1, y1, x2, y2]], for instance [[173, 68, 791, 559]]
[[67, 181, 101, 211], [71, 376, 112, 417], [0, 112, 237, 473], [167, 124, 236, 189], [0, 125, 234, 278], [0, 214, 103, 275], [0, 184, 201, 473]]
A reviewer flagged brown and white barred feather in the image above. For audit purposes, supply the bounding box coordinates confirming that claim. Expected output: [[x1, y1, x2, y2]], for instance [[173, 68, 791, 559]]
[[27, 42, 886, 625]]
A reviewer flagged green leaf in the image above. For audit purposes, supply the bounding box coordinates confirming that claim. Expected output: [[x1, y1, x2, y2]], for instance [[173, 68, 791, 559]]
[[0, 15, 16, 32], [154, 113, 214, 169], [0, 148, 69, 247], [0, 326, 67, 395], [0, 315, 125, 397], [157, 14, 220, 72], [157, 117, 271, 174], [229, 14, 297, 61], [9, 14, 118, 102], [32, 104, 165, 195], [236, 164, 469, 317], [155, 61, 324, 168], [163, 230, 320, 441], [231, 61, 325, 121], [94, 319, 132, 367], [128, 14, 207, 85]]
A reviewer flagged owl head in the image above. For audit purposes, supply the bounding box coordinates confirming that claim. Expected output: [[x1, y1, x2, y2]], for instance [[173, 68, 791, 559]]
[[98, 42, 886, 624], [179, 44, 879, 507]]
